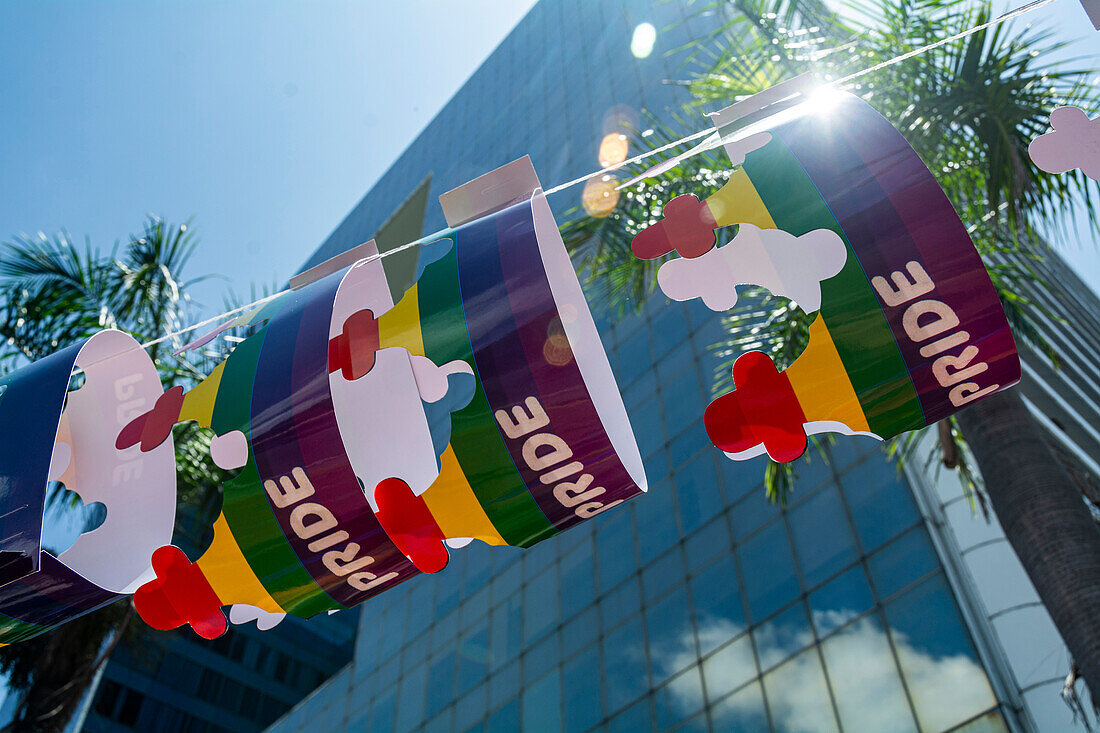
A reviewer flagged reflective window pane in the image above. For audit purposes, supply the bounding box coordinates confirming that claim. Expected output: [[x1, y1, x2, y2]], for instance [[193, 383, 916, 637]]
[[485, 697, 519, 733], [788, 486, 859, 588], [561, 607, 598, 660], [738, 521, 799, 621], [603, 615, 649, 714], [710, 681, 769, 732], [489, 659, 520, 711], [490, 596, 523, 671], [522, 670, 562, 733], [753, 602, 813, 672], [562, 646, 603, 733], [561, 542, 596, 620], [636, 480, 680, 564], [654, 665, 705, 729], [426, 650, 456, 717], [730, 492, 781, 540], [675, 454, 725, 534], [842, 457, 919, 551], [702, 635, 756, 703], [884, 575, 997, 732], [684, 514, 732, 573], [523, 632, 559, 685], [661, 368, 705, 438], [607, 698, 655, 733], [822, 615, 916, 732], [869, 527, 939, 599], [762, 648, 839, 733], [643, 547, 685, 603], [718, 454, 762, 504], [645, 587, 695, 685], [689, 555, 747, 655], [458, 621, 490, 694], [809, 566, 875, 638], [524, 564, 560, 644], [601, 576, 642, 633], [394, 665, 427, 733], [597, 511, 638, 592]]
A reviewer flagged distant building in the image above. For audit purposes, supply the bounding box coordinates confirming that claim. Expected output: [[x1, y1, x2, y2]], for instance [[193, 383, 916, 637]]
[[70, 507, 358, 733], [248, 0, 1100, 730]]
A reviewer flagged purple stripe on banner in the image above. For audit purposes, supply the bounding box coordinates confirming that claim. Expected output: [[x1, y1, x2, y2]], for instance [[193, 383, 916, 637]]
[[251, 275, 418, 608], [834, 98, 1020, 422], [779, 97, 1017, 425], [249, 282, 346, 608], [289, 276, 419, 603], [456, 212, 558, 529], [495, 204, 642, 522], [0, 553, 121, 627], [458, 202, 641, 531]]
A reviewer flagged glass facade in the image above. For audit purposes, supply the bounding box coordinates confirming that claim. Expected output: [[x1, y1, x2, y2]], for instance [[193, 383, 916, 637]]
[[81, 611, 356, 733], [72, 506, 359, 733], [266, 296, 1008, 733], [264, 0, 1096, 730]]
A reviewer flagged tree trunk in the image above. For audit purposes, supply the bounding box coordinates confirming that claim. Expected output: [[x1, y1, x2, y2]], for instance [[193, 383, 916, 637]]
[[954, 386, 1100, 697]]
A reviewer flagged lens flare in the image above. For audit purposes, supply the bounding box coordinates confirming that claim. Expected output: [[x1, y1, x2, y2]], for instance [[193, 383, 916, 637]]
[[598, 133, 629, 168], [582, 174, 620, 218], [631, 22, 656, 58], [543, 316, 574, 366]]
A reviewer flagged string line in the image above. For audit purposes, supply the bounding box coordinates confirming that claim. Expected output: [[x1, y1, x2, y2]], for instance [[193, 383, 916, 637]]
[[107, 0, 1061, 358]]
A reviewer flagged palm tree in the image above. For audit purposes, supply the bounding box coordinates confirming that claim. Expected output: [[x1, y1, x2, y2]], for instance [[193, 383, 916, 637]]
[[0, 217, 227, 732], [565, 0, 1100, 698]]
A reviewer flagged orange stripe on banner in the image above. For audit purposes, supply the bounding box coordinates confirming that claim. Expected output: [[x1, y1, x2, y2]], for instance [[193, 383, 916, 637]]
[[196, 513, 283, 614], [785, 316, 872, 433]]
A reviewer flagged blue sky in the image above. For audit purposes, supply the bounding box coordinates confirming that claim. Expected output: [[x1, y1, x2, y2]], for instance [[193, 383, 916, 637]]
[[0, 0, 540, 316], [1, 0, 1100, 314]]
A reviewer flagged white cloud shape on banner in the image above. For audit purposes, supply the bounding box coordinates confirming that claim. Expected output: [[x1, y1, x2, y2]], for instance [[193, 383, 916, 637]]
[[1028, 106, 1100, 180], [656, 223, 846, 313]]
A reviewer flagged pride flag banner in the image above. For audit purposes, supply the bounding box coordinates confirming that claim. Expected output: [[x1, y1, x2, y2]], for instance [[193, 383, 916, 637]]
[[0, 177, 646, 643], [634, 91, 1021, 462], [0, 89, 1022, 644]]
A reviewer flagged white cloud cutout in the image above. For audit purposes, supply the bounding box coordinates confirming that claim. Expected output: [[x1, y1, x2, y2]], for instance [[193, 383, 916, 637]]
[[229, 604, 286, 631], [1028, 106, 1100, 180], [408, 354, 474, 403], [657, 223, 847, 313], [722, 421, 882, 462]]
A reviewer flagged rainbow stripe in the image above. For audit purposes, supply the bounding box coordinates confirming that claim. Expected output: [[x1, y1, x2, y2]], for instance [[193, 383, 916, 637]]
[[182, 273, 421, 616], [379, 201, 644, 548], [702, 94, 1018, 435]]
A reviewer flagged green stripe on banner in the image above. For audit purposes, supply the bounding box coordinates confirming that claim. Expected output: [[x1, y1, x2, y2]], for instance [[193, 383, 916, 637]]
[[0, 612, 48, 645], [417, 240, 558, 547], [211, 326, 335, 617], [742, 137, 924, 437]]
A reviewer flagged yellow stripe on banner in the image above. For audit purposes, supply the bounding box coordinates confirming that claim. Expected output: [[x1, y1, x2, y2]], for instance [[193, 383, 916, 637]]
[[378, 285, 426, 356], [422, 446, 508, 546], [706, 167, 778, 230], [786, 316, 871, 433], [178, 361, 226, 427], [380, 286, 507, 546], [197, 513, 284, 614]]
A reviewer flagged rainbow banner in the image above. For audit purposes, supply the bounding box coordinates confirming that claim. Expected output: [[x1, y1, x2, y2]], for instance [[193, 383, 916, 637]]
[[0, 187, 644, 642], [636, 92, 1020, 461]]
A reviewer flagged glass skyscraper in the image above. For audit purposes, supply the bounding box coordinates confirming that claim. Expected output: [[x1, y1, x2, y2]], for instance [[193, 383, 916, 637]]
[[267, 0, 1100, 730]]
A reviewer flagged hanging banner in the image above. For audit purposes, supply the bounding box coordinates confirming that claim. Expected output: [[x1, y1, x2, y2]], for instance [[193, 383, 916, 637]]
[[0, 174, 647, 642], [633, 91, 1021, 462], [0, 330, 176, 643], [0, 88, 1025, 643]]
